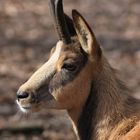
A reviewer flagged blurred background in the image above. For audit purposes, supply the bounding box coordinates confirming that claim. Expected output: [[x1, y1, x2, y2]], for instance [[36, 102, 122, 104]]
[[0, 0, 140, 139]]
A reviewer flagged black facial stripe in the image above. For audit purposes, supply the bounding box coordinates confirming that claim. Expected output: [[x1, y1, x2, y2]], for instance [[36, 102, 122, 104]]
[[49, 47, 88, 93], [77, 83, 98, 140], [36, 83, 54, 102]]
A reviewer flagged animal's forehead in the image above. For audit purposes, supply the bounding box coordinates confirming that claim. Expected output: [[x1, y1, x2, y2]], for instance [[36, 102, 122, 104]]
[[63, 42, 81, 52], [60, 42, 84, 58]]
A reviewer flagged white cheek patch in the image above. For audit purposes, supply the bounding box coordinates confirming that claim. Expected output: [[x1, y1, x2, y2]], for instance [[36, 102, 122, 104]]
[[22, 41, 63, 90]]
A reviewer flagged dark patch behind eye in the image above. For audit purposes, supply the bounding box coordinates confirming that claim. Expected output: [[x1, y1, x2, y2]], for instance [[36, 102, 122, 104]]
[[49, 47, 88, 93]]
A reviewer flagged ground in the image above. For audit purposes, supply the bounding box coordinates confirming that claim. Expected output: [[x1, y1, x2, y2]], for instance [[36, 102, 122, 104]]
[[0, 0, 140, 140]]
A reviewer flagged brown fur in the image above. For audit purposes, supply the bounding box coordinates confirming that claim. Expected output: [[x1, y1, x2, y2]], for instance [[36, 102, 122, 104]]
[[87, 58, 140, 140], [17, 10, 140, 140]]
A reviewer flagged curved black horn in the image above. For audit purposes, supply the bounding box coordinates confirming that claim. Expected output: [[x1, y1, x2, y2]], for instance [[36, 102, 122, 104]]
[[49, 0, 61, 40], [49, 0, 71, 44]]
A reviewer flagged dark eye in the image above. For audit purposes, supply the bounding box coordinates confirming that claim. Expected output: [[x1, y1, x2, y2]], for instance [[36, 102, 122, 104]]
[[62, 63, 77, 71]]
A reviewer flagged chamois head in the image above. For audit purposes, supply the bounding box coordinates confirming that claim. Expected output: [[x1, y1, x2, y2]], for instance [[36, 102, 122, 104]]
[[16, 0, 102, 113]]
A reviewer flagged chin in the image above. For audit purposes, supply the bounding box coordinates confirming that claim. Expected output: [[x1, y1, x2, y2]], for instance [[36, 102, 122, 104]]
[[16, 100, 42, 113]]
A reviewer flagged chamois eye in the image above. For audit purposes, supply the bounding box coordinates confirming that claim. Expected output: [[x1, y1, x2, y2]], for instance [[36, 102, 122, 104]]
[[62, 63, 77, 71]]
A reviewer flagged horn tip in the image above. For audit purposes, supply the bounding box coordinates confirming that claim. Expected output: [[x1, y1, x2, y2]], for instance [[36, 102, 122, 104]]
[[72, 9, 80, 18]]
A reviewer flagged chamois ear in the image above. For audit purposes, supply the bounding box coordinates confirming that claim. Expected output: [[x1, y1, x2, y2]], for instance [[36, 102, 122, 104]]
[[72, 10, 101, 60]]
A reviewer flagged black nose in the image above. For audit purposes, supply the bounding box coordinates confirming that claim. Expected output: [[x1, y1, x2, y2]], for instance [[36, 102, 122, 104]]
[[17, 91, 29, 100]]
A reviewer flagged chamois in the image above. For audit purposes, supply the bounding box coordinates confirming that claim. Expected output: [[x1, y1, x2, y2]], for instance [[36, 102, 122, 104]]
[[16, 0, 140, 139]]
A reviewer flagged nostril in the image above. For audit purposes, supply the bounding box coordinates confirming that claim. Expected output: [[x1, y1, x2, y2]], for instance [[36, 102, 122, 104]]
[[17, 91, 29, 100]]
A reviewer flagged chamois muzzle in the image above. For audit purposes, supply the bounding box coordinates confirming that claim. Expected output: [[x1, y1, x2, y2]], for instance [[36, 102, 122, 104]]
[[49, 0, 71, 44]]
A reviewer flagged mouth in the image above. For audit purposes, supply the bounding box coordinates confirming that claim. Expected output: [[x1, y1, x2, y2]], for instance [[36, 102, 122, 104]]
[[16, 100, 32, 113]]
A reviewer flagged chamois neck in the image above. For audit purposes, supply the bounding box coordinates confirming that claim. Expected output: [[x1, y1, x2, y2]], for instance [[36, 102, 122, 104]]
[[92, 60, 126, 139], [68, 59, 126, 140], [68, 58, 140, 140], [94, 59, 125, 119], [76, 59, 126, 140], [90, 59, 140, 140]]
